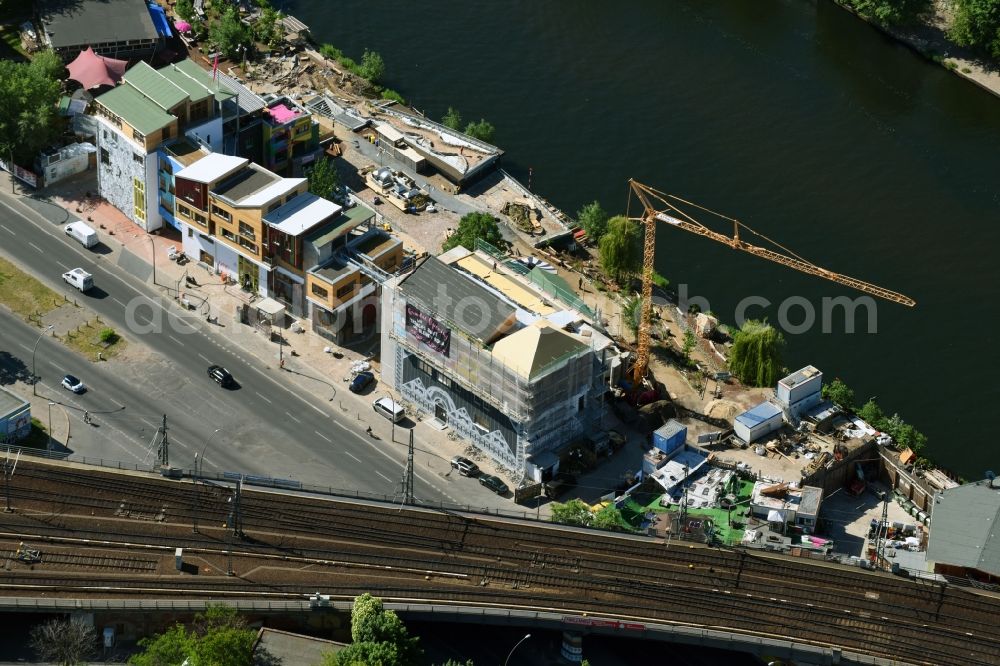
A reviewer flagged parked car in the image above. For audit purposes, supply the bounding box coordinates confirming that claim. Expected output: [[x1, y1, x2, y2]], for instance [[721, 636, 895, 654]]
[[61, 374, 85, 393], [450, 455, 480, 477], [207, 365, 234, 388], [478, 473, 509, 496], [349, 371, 375, 394]]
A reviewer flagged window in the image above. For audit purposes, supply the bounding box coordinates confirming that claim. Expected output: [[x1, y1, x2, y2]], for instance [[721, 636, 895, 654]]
[[221, 228, 236, 241], [133, 178, 146, 222], [238, 236, 257, 253], [267, 201, 281, 213], [187, 228, 193, 237], [177, 204, 191, 218], [473, 412, 490, 432], [133, 152, 143, 164], [132, 128, 145, 143], [100, 148, 109, 165], [336, 284, 354, 298], [211, 204, 231, 222], [193, 212, 207, 227], [238, 221, 255, 240], [310, 283, 328, 299]]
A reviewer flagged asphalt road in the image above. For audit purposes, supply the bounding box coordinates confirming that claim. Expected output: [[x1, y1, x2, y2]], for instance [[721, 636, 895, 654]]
[[0, 190, 482, 507]]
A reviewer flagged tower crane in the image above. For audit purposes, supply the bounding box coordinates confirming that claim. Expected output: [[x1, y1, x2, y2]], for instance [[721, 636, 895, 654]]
[[626, 179, 915, 385]]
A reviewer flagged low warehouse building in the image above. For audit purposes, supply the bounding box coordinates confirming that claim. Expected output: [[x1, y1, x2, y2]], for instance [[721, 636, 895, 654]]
[[734, 401, 783, 444]]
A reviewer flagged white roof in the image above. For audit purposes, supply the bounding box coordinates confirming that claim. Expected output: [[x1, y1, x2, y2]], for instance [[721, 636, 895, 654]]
[[256, 297, 285, 316], [241, 177, 307, 207], [265, 193, 342, 235], [175, 153, 248, 184], [376, 121, 403, 144]]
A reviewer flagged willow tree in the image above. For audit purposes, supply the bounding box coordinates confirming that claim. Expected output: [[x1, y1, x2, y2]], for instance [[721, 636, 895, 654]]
[[598, 215, 642, 284], [728, 319, 785, 387]]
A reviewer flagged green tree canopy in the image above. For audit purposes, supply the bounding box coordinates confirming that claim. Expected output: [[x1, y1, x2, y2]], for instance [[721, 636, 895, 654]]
[[307, 156, 340, 200], [176, 0, 195, 22], [360, 49, 386, 84], [842, 0, 931, 24], [441, 211, 503, 252], [442, 106, 462, 130], [210, 7, 253, 60], [727, 319, 785, 387], [950, 0, 1000, 57], [598, 215, 642, 284], [550, 498, 592, 526], [622, 295, 642, 337], [0, 51, 63, 164], [591, 503, 631, 531], [254, 5, 285, 48], [576, 200, 609, 242], [822, 378, 856, 410], [463, 119, 496, 143], [322, 594, 421, 666], [682, 329, 698, 365], [129, 605, 256, 666]]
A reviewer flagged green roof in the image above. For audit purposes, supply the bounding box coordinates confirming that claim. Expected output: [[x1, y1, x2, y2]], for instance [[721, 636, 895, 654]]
[[96, 84, 175, 136], [123, 62, 187, 111], [171, 58, 236, 104], [342, 202, 375, 227]]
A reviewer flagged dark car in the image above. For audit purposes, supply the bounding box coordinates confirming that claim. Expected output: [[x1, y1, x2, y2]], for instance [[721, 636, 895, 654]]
[[207, 365, 234, 387], [478, 473, 509, 496], [349, 371, 375, 394], [450, 455, 480, 477]]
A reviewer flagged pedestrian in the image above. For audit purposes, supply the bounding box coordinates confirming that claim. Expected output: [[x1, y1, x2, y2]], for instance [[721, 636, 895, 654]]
[[578, 277, 583, 290], [83, 411, 90, 424]]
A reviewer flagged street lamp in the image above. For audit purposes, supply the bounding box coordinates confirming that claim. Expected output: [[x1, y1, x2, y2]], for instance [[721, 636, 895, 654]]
[[31, 325, 54, 396], [46, 402, 54, 452], [504, 633, 531, 666], [383, 392, 395, 443], [147, 233, 157, 286], [193, 428, 222, 533]]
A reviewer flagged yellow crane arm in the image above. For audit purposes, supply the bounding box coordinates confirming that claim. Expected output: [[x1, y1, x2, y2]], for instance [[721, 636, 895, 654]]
[[625, 179, 915, 385], [653, 211, 916, 307]]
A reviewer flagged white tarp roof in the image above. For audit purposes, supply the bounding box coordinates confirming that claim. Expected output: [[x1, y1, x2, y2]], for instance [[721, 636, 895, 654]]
[[767, 509, 785, 523], [256, 297, 285, 316]]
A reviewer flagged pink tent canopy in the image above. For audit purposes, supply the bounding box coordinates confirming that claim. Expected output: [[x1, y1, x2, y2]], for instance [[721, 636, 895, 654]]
[[66, 47, 128, 90], [174, 20, 191, 33]]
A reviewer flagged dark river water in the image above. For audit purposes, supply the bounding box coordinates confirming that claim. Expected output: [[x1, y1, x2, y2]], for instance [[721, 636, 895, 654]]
[[285, 0, 1000, 478]]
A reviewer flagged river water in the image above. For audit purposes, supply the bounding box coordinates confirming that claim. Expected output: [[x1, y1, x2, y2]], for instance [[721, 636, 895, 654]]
[[284, 0, 1000, 478]]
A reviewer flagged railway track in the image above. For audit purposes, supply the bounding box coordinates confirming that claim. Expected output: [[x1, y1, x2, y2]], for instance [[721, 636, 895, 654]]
[[4, 460, 999, 665]]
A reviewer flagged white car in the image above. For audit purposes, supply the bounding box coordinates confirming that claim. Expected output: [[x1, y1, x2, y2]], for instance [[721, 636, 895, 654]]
[[61, 374, 85, 393]]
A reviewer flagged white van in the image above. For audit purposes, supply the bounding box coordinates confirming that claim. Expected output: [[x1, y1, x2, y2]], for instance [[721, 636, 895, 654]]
[[62, 268, 93, 292], [373, 397, 405, 423], [65, 221, 98, 248]]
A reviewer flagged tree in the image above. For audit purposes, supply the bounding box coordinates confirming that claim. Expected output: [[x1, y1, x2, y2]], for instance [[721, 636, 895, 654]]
[[463, 119, 496, 143], [176, 0, 195, 22], [857, 398, 885, 427], [576, 200, 609, 242], [321, 594, 421, 666], [622, 296, 642, 337], [0, 51, 63, 163], [442, 106, 462, 130], [682, 329, 698, 365], [591, 503, 631, 532], [843, 0, 930, 25], [254, 6, 285, 48], [549, 498, 592, 526], [821, 378, 856, 410], [598, 215, 642, 284], [950, 0, 1000, 57], [307, 156, 340, 200], [727, 319, 784, 387], [130, 605, 256, 666], [210, 7, 253, 60], [360, 49, 386, 84], [30, 618, 97, 665], [441, 211, 503, 252]]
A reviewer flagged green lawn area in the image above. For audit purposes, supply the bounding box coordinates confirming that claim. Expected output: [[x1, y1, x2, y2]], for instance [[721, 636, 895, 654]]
[[62, 320, 127, 362], [0, 256, 66, 320]]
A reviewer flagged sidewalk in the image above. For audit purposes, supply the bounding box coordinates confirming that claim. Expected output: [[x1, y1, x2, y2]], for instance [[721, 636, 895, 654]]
[[10, 170, 544, 505]]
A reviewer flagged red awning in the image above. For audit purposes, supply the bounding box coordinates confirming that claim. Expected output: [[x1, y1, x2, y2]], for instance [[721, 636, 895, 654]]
[[66, 47, 128, 90]]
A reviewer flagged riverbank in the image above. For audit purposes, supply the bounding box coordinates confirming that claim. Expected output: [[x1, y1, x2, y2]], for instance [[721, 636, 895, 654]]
[[834, 0, 1000, 99]]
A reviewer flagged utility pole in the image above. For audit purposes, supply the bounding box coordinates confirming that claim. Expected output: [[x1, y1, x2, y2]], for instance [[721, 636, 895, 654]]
[[2, 451, 20, 513], [232, 477, 244, 539], [875, 491, 890, 569], [157, 414, 169, 467], [399, 429, 414, 505]]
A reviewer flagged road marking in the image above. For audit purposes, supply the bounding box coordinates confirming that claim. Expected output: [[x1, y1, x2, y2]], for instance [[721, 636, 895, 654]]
[[345, 451, 361, 463], [0, 224, 12, 234], [57, 261, 70, 271], [376, 470, 393, 483], [314, 430, 331, 443], [28, 241, 43, 253], [112, 297, 126, 307], [255, 392, 272, 404], [285, 411, 301, 423], [198, 353, 211, 363], [167, 335, 182, 345], [306, 402, 327, 417], [331, 420, 347, 430]]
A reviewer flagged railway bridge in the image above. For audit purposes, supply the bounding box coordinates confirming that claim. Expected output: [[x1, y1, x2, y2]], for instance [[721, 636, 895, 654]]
[[2, 459, 998, 666]]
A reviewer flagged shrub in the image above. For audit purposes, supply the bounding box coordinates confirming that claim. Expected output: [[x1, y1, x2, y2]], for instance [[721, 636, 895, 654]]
[[381, 88, 405, 104], [99, 328, 119, 344]]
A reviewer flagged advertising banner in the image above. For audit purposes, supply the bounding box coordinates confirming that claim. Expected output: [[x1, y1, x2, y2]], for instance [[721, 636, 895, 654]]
[[406, 304, 451, 356]]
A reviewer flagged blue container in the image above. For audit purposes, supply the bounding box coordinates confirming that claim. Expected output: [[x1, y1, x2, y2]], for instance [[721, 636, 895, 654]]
[[653, 420, 687, 455]]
